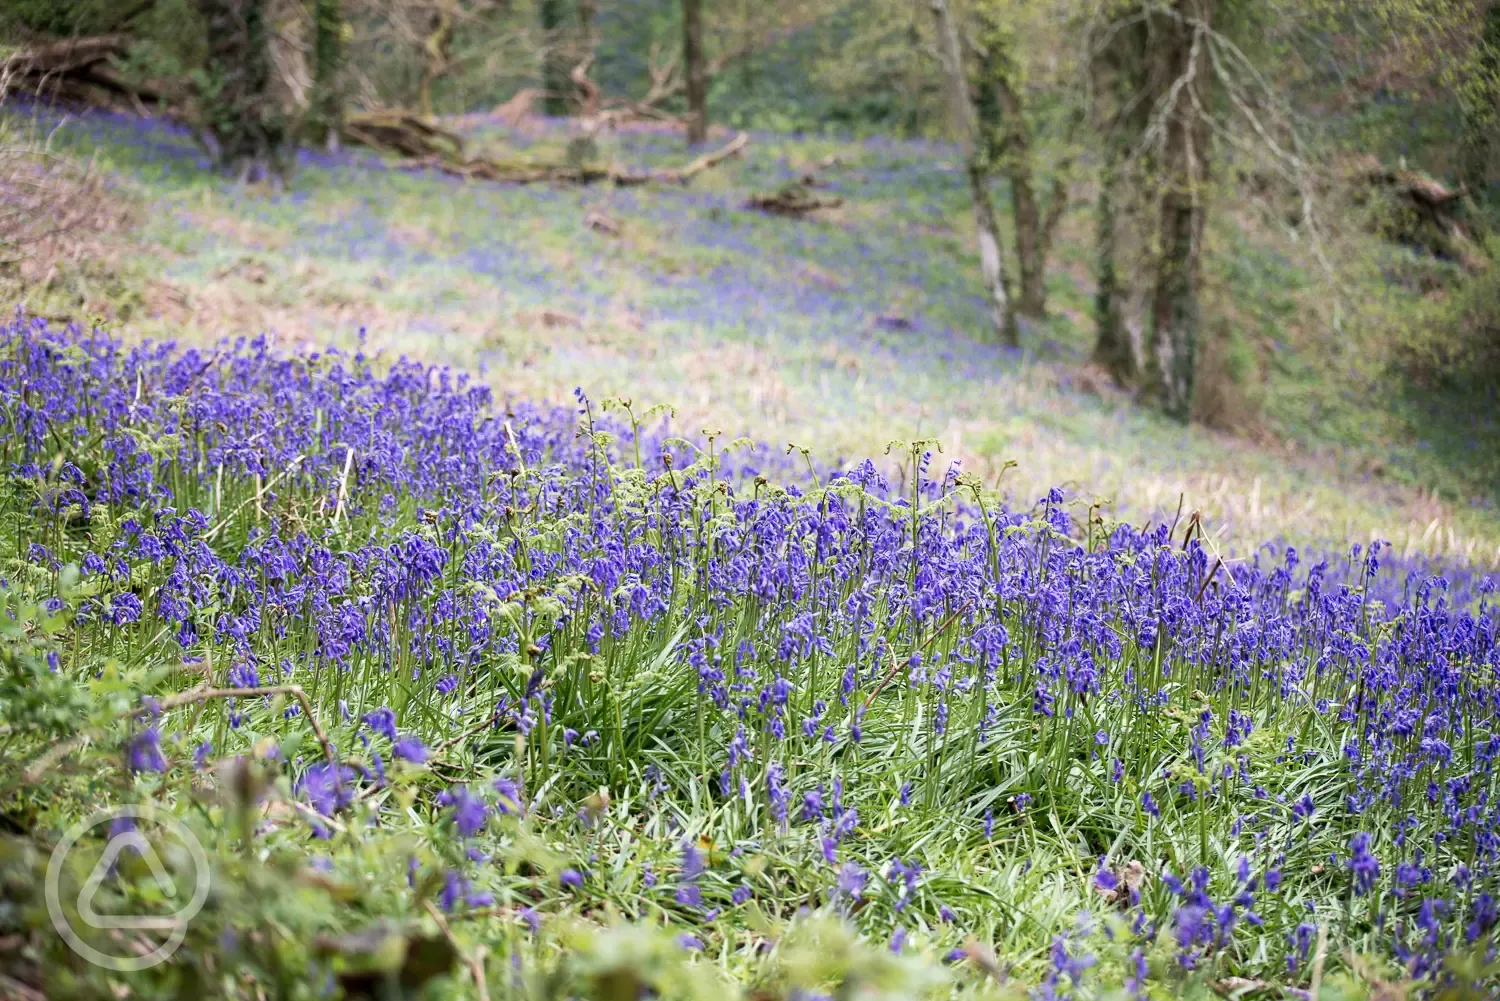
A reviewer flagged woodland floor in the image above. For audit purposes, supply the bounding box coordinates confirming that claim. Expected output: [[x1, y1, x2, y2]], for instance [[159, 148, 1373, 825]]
[[7, 102, 1499, 563]]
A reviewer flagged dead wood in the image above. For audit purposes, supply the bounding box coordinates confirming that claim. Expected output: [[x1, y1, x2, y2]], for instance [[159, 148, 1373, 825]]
[[342, 109, 466, 160], [570, 57, 601, 121], [584, 208, 621, 236], [1, 35, 131, 80], [493, 88, 541, 127], [746, 181, 842, 217], [798, 154, 841, 187], [0, 34, 173, 112], [1351, 155, 1486, 270], [366, 119, 748, 188]]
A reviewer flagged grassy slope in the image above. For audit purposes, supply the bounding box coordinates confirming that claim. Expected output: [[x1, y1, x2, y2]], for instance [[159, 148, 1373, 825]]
[[6, 102, 1499, 564]]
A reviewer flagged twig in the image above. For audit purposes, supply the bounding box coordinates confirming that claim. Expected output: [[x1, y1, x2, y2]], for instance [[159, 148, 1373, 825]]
[[437, 711, 501, 754], [1194, 557, 1222, 603], [291, 799, 348, 835], [1308, 922, 1328, 999], [503, 421, 527, 476], [424, 900, 490, 1001], [22, 684, 337, 784], [863, 604, 971, 711], [204, 454, 306, 541], [332, 444, 355, 527]]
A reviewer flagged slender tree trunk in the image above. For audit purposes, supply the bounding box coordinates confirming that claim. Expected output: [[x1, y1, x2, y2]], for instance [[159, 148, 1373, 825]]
[[683, 0, 707, 144], [930, 0, 1018, 346], [1462, 1, 1500, 195], [1091, 34, 1134, 383], [418, 0, 454, 120], [307, 0, 344, 150], [1147, 0, 1209, 422], [198, 0, 287, 182], [1093, 135, 1135, 382], [989, 74, 1047, 318], [540, 0, 568, 116], [740, 0, 755, 92]]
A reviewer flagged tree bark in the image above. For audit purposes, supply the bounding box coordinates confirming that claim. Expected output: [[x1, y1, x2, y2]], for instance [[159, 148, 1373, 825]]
[[1090, 27, 1135, 383], [418, 0, 455, 120], [1093, 132, 1135, 382], [989, 73, 1047, 319], [683, 0, 708, 144], [1147, 0, 1209, 423], [308, 0, 344, 150], [930, 0, 1018, 346], [198, 0, 287, 182], [575, 0, 598, 111], [540, 0, 568, 116]]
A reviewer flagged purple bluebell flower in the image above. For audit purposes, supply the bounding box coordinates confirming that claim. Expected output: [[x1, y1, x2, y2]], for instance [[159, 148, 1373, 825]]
[[126, 727, 168, 773], [438, 785, 490, 836]]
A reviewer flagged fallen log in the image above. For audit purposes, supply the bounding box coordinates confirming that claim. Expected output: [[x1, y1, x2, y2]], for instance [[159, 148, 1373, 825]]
[[342, 110, 466, 161], [378, 127, 748, 187], [1349, 155, 1486, 270], [1, 35, 130, 79], [746, 182, 842, 217]]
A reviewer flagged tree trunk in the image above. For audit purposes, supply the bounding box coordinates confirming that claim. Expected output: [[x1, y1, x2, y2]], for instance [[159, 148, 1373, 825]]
[[418, 0, 454, 120], [1462, 1, 1500, 195], [539, 0, 568, 116], [683, 0, 707, 144], [1090, 33, 1134, 383], [1147, 0, 1209, 423], [308, 0, 344, 150], [988, 74, 1047, 319], [576, 0, 598, 110], [198, 0, 287, 182], [1093, 136, 1135, 382], [930, 0, 1018, 346]]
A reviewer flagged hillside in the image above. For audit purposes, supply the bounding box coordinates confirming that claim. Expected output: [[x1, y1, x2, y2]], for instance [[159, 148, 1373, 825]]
[[4, 100, 1498, 565]]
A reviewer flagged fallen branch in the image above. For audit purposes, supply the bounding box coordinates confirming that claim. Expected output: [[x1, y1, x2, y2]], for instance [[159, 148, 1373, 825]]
[[798, 153, 841, 187], [651, 129, 748, 183], [0, 35, 175, 114], [379, 128, 749, 187], [746, 182, 842, 217], [343, 110, 466, 160], [1350, 155, 1485, 269], [598, 38, 756, 123], [1, 35, 131, 80]]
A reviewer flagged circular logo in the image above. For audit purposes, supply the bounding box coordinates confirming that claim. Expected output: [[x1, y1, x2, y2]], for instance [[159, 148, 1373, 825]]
[[44, 805, 211, 972]]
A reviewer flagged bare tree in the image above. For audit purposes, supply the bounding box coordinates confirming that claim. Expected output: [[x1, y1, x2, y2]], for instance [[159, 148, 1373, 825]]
[[928, 0, 1018, 345], [683, 0, 708, 143], [972, 7, 1080, 320]]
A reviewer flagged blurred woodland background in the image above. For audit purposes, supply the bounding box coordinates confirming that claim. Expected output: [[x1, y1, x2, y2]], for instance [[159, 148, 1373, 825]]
[[2, 0, 1500, 555]]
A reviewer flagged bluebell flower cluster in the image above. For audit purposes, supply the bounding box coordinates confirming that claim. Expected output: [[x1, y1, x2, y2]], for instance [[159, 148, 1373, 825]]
[[4, 312, 1498, 983]]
